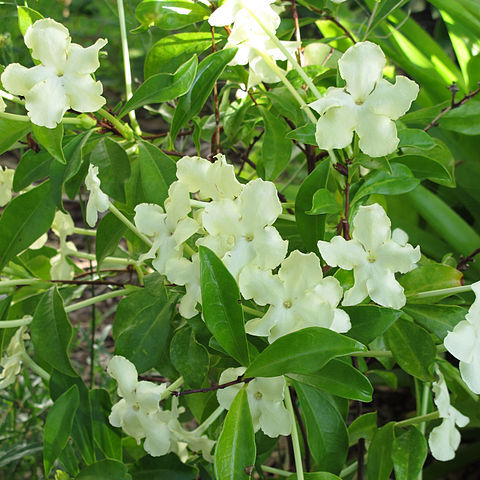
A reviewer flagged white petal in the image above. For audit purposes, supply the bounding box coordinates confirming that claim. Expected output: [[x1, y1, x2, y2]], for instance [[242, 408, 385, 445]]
[[50, 254, 74, 281], [238, 264, 282, 305], [366, 76, 419, 120], [107, 356, 138, 402], [366, 266, 406, 309], [428, 418, 460, 462], [134, 203, 165, 236], [342, 264, 371, 306], [0, 167, 14, 207], [135, 381, 165, 413], [24, 74, 68, 128], [330, 308, 352, 333], [352, 204, 391, 252], [459, 360, 480, 394], [318, 236, 366, 270], [314, 103, 357, 151], [375, 241, 421, 274], [248, 376, 286, 402], [312, 276, 344, 308], [140, 412, 173, 456], [179, 282, 201, 318], [63, 73, 105, 112], [465, 280, 480, 323], [217, 367, 246, 409], [250, 226, 288, 271], [202, 198, 241, 237], [65, 39, 107, 75], [339, 41, 385, 103], [52, 211, 75, 238], [24, 18, 70, 73], [309, 87, 353, 115], [245, 308, 280, 338], [392, 227, 409, 246], [1, 63, 52, 96], [173, 217, 199, 248], [444, 321, 476, 363], [0, 96, 5, 113], [258, 401, 291, 437], [165, 181, 192, 225], [208, 1, 237, 26]]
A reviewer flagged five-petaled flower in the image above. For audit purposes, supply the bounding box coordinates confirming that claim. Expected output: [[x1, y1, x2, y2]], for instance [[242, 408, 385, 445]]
[[309, 41, 419, 157], [1, 18, 107, 128]]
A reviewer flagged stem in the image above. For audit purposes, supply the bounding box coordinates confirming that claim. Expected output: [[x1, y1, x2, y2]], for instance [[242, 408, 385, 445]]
[[363, 0, 380, 41], [0, 278, 44, 288], [193, 405, 225, 435], [67, 250, 136, 265], [64, 288, 129, 313], [20, 352, 51, 381], [395, 410, 439, 428], [253, 48, 318, 124], [0, 90, 25, 105], [98, 107, 134, 141], [278, 213, 296, 222], [261, 465, 291, 477], [285, 385, 304, 480], [247, 8, 321, 99], [160, 376, 185, 401], [116, 0, 142, 136], [0, 111, 92, 128], [73, 227, 96, 236], [108, 202, 153, 247], [409, 284, 474, 299], [0, 317, 33, 329], [242, 305, 265, 317]]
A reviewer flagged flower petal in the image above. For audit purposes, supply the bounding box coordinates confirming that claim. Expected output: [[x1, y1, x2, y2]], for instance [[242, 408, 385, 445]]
[[258, 401, 291, 437], [330, 308, 352, 333], [352, 204, 391, 252], [444, 320, 476, 363], [459, 360, 480, 395], [314, 103, 357, 151], [366, 265, 406, 309], [64, 73, 105, 112], [1, 63, 52, 96], [428, 418, 460, 462], [65, 39, 107, 75], [134, 203, 165, 236], [339, 41, 385, 103], [366, 76, 419, 120], [107, 355, 138, 402], [342, 264, 370, 306], [318, 236, 366, 270], [239, 264, 282, 305], [375, 241, 421, 274]]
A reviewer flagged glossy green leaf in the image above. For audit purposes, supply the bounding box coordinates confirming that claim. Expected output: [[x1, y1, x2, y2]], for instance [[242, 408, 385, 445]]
[[286, 123, 316, 145], [367, 422, 395, 480], [113, 289, 174, 373], [214, 388, 256, 480], [130, 453, 197, 479], [44, 385, 79, 476], [244, 327, 366, 378], [138, 140, 176, 206], [0, 181, 55, 270], [0, 117, 32, 156], [33, 123, 65, 164], [289, 358, 373, 402], [293, 381, 348, 474], [0, 296, 12, 356], [199, 246, 249, 366], [344, 305, 402, 345], [30, 287, 76, 376], [95, 213, 127, 267], [384, 318, 436, 381], [439, 100, 480, 135], [288, 473, 341, 480], [403, 304, 468, 340], [89, 389, 122, 461], [171, 48, 237, 141], [306, 188, 342, 215], [136, 0, 210, 30], [120, 56, 197, 116], [76, 459, 131, 479], [398, 128, 436, 150], [295, 160, 330, 253], [392, 427, 428, 480], [91, 137, 131, 203], [348, 411, 377, 446], [170, 326, 209, 388], [13, 149, 52, 192], [259, 106, 292, 181], [17, 6, 43, 36], [144, 32, 217, 78]]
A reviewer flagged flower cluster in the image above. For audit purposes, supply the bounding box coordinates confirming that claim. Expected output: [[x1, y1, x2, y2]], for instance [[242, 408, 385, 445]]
[[444, 281, 480, 394], [428, 366, 469, 461], [0, 327, 29, 389], [1, 18, 107, 128], [309, 41, 419, 157], [208, 0, 298, 88], [107, 356, 214, 460]]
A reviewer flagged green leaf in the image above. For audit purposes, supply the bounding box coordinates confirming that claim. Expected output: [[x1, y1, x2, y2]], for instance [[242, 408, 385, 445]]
[[214, 388, 256, 480], [113, 289, 174, 373], [76, 459, 131, 480], [286, 123, 316, 145], [130, 453, 198, 479], [288, 473, 342, 480], [295, 160, 330, 253], [398, 128, 436, 150], [259, 106, 292, 181], [293, 382, 348, 474], [120, 56, 197, 116], [170, 326, 209, 388], [353, 163, 419, 203], [344, 305, 402, 345], [95, 213, 127, 267], [145, 32, 218, 78], [392, 427, 428, 480], [30, 288, 77, 376], [367, 422, 395, 480], [403, 304, 468, 340], [13, 149, 52, 192], [306, 188, 342, 215], [0, 296, 12, 356], [384, 318, 436, 381], [44, 385, 79, 476], [171, 48, 237, 141], [289, 358, 373, 402], [91, 137, 131, 203], [348, 412, 377, 446], [0, 117, 32, 156], [244, 328, 366, 378], [89, 389, 122, 461], [33, 123, 65, 164], [439, 100, 480, 135], [199, 246, 249, 366], [0, 181, 55, 270], [138, 140, 177, 206], [135, 0, 210, 30], [17, 6, 43, 36]]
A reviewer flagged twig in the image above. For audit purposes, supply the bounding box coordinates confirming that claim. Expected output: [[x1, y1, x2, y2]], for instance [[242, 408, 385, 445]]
[[324, 15, 356, 44], [457, 247, 480, 272], [171, 375, 254, 396], [291, 0, 303, 66], [424, 83, 480, 132]]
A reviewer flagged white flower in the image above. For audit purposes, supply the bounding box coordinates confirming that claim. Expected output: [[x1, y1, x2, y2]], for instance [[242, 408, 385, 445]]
[[317, 203, 420, 309], [240, 250, 350, 342], [0, 96, 5, 112], [0, 166, 15, 207], [85, 164, 109, 227], [217, 367, 291, 437], [49, 211, 76, 280], [444, 281, 480, 394], [1, 18, 107, 128], [308, 41, 419, 157], [134, 181, 199, 276], [0, 327, 29, 389], [52, 211, 75, 238], [428, 366, 469, 461]]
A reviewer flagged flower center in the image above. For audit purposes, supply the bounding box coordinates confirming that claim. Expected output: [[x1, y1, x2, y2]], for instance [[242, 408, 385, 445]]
[[367, 250, 376, 263], [133, 403, 140, 411], [283, 300, 292, 309], [254, 391, 263, 400], [245, 233, 254, 242]]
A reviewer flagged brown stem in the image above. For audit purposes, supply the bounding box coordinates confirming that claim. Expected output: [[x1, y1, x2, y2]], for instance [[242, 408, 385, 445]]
[[324, 15, 356, 44], [171, 376, 254, 396], [291, 0, 303, 66], [306, 145, 316, 173], [211, 26, 221, 155], [424, 83, 480, 132], [457, 247, 480, 272], [74, 267, 133, 280]]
